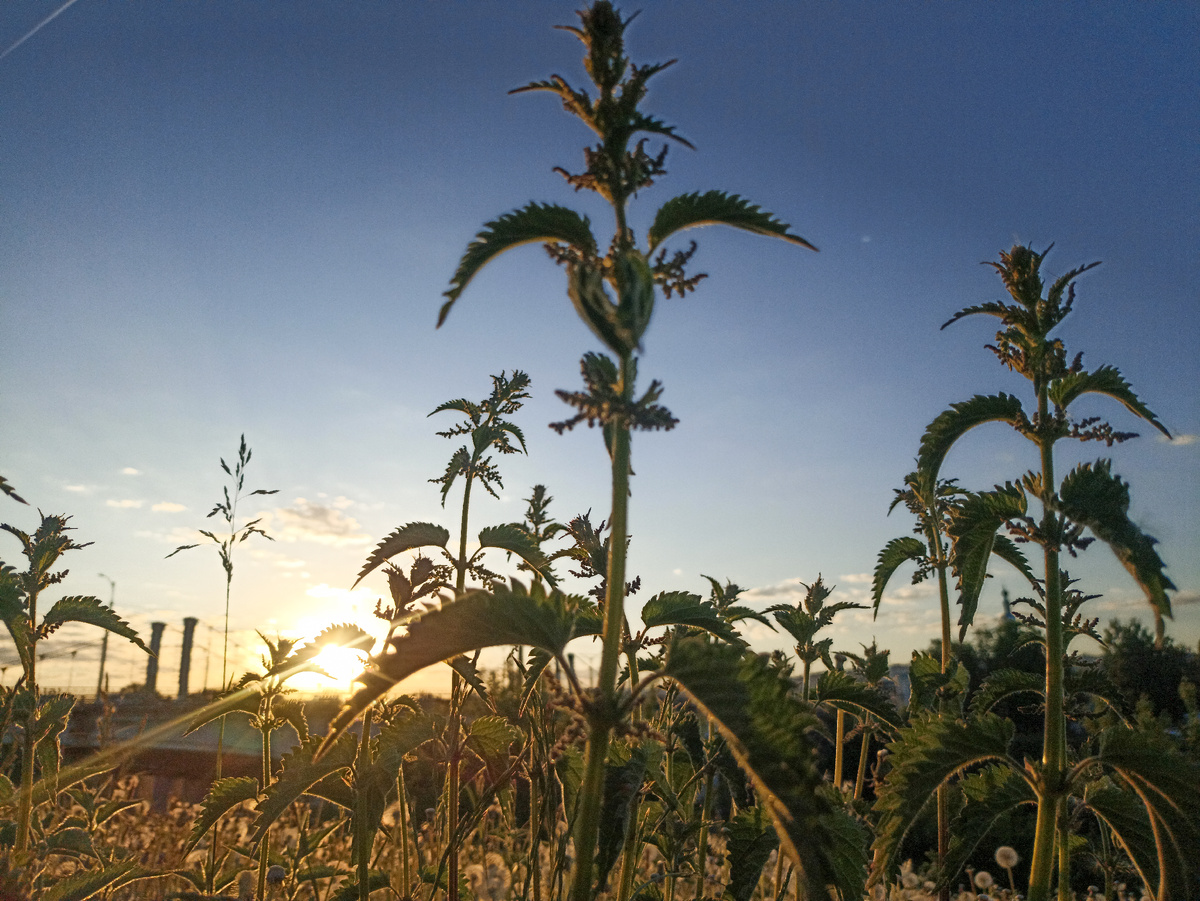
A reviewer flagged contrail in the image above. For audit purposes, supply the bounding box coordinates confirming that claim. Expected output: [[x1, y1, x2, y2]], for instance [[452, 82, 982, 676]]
[[0, 0, 83, 62]]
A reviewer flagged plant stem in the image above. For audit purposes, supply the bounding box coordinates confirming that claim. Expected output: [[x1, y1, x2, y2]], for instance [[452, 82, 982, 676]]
[[854, 722, 871, 801], [569, 353, 634, 901], [258, 696, 273, 901], [1028, 393, 1064, 901], [833, 709, 846, 790], [15, 583, 37, 853], [693, 770, 715, 901], [356, 709, 376, 901]]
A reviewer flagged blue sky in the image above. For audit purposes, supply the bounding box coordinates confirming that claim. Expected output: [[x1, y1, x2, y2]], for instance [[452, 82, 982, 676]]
[[2, 2, 1197, 695]]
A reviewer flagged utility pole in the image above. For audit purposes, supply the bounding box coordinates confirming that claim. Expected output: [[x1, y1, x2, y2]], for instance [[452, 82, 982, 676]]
[[97, 573, 115, 699]]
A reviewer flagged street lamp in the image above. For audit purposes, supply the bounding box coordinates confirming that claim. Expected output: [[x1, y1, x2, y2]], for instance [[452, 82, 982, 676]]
[[97, 573, 115, 698]]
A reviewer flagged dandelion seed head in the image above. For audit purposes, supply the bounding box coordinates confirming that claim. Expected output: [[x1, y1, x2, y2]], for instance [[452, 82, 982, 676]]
[[975, 871, 995, 889], [995, 846, 1019, 869]]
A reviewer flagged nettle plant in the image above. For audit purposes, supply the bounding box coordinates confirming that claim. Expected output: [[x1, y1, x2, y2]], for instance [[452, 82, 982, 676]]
[[320, 5, 867, 901], [870, 245, 1199, 901]]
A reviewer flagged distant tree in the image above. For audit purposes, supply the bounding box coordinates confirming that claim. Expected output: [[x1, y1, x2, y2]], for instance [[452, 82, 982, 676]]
[[1101, 618, 1200, 723]]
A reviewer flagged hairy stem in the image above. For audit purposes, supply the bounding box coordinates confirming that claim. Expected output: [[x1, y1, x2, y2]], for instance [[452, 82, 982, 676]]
[[569, 353, 634, 901]]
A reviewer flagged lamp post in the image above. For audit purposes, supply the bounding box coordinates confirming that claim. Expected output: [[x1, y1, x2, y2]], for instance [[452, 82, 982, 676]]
[[97, 573, 115, 698]]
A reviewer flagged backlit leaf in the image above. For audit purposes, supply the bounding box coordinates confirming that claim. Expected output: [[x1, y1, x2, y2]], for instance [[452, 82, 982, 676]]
[[38, 596, 151, 654], [477, 523, 558, 586], [640, 590, 742, 644], [442, 202, 598, 323], [918, 394, 1030, 484], [871, 537, 926, 616], [187, 776, 259, 852], [1050, 366, 1169, 437], [648, 191, 816, 252], [354, 522, 450, 588]]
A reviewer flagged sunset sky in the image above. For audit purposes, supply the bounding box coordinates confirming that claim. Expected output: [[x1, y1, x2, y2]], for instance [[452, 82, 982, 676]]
[[2, 2, 1197, 696]]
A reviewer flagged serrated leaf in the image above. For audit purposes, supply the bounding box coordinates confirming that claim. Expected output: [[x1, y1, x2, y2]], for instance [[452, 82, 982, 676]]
[[640, 591, 742, 645], [947, 484, 1028, 638], [42, 860, 156, 901], [1057, 460, 1175, 622], [1083, 782, 1167, 898], [988, 533, 1038, 588], [187, 776, 259, 852], [870, 714, 1020, 886], [44, 826, 94, 856], [251, 735, 358, 844], [465, 715, 520, 772], [0, 475, 27, 505], [1091, 725, 1200, 898], [595, 743, 648, 891], [354, 522, 450, 588], [328, 872, 392, 901], [1050, 366, 1170, 437], [918, 394, 1030, 484], [871, 537, 927, 616], [941, 765, 1036, 888], [969, 669, 1043, 717], [812, 670, 902, 733], [448, 654, 491, 707], [319, 582, 593, 756], [442, 202, 598, 322], [477, 523, 557, 586], [38, 596, 151, 654], [663, 637, 859, 901], [724, 804, 778, 901], [647, 191, 816, 252]]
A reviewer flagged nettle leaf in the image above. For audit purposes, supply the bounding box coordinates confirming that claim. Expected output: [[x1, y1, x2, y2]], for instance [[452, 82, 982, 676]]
[[918, 394, 1030, 484], [640, 590, 742, 645], [1057, 460, 1175, 621], [448, 654, 491, 707], [354, 522, 450, 588], [812, 670, 902, 733], [942, 765, 1036, 888], [871, 537, 927, 617], [871, 714, 1020, 886], [724, 804, 779, 901], [251, 735, 358, 844], [989, 534, 1038, 588], [1083, 782, 1167, 898], [320, 581, 591, 756], [38, 596, 151, 653], [187, 776, 259, 852], [663, 637, 862, 901], [442, 202, 598, 324], [1090, 725, 1200, 897], [969, 669, 1043, 717], [477, 523, 558, 586], [947, 484, 1028, 639], [42, 860, 157, 901], [465, 715, 521, 773], [1049, 365, 1170, 437], [647, 191, 817, 252], [595, 743, 649, 891]]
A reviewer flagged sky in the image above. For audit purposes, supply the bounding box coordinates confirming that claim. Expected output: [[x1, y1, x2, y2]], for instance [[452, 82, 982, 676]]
[[2, 1, 1197, 698]]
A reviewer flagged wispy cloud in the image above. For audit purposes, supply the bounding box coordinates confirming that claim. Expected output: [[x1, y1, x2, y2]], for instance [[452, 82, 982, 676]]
[[63, 484, 88, 493], [106, 499, 143, 509], [121, 467, 141, 475], [1159, 433, 1197, 446], [261, 498, 370, 546], [1175, 591, 1200, 607], [151, 501, 187, 513]]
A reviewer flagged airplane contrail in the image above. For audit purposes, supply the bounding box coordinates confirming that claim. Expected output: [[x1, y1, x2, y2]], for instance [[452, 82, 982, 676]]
[[0, 0, 83, 62]]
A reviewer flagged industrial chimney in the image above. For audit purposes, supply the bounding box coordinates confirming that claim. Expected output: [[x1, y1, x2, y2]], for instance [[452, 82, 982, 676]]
[[145, 622, 166, 695], [178, 617, 198, 699]]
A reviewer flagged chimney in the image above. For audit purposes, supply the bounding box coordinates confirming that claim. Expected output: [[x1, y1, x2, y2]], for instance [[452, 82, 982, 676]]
[[178, 617, 198, 699], [145, 622, 165, 694]]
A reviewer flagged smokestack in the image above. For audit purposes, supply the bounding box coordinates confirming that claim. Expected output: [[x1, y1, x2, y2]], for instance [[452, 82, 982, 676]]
[[146, 622, 165, 695], [178, 617, 198, 699]]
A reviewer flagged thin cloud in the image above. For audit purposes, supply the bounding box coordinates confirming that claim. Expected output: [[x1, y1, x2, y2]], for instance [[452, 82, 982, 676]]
[[1174, 591, 1200, 607], [151, 501, 187, 513], [1159, 433, 1197, 446], [121, 467, 141, 476], [106, 499, 143, 509], [63, 484, 88, 493], [0, 0, 82, 62], [262, 498, 370, 547]]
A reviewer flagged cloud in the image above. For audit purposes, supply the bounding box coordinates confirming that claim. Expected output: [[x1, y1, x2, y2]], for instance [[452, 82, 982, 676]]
[[106, 499, 143, 509], [63, 484, 88, 492], [121, 467, 141, 475], [1159, 433, 1197, 446], [1174, 591, 1200, 607], [262, 498, 370, 546], [151, 501, 187, 513]]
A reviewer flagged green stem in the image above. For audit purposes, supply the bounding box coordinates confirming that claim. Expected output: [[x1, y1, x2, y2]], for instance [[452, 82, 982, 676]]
[[1029, 396, 1065, 901], [801, 657, 811, 704], [258, 697, 273, 901], [933, 539, 953, 901], [356, 709, 376, 901], [569, 353, 634, 901], [693, 770, 715, 901], [833, 709, 846, 791], [15, 584, 37, 854], [399, 768, 411, 898], [854, 722, 871, 801], [1056, 795, 1071, 901]]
